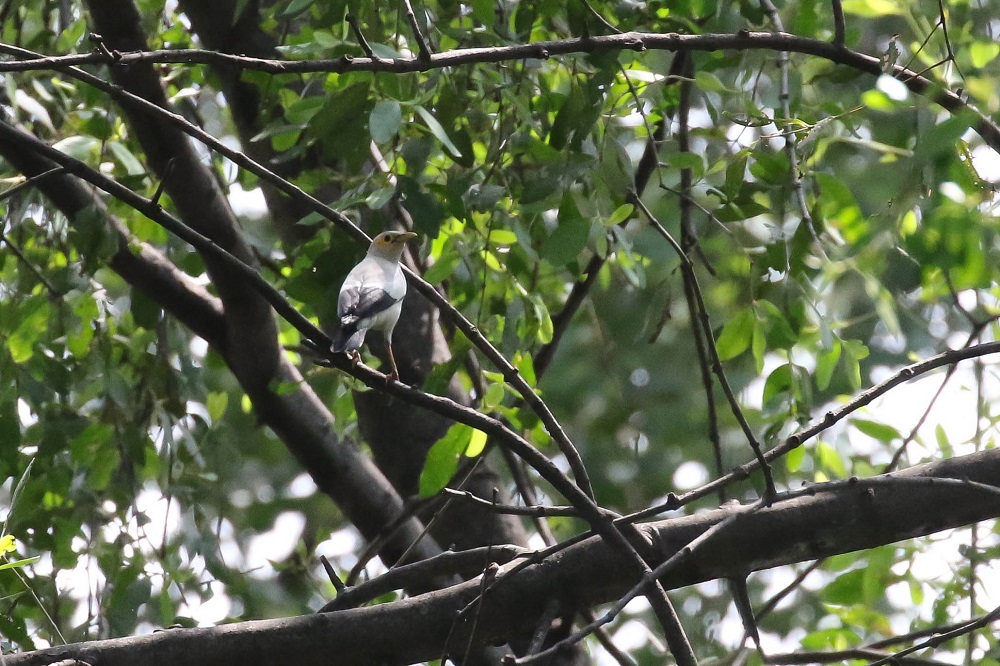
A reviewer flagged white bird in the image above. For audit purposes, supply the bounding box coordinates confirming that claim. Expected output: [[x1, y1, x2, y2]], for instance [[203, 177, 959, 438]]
[[332, 230, 418, 382]]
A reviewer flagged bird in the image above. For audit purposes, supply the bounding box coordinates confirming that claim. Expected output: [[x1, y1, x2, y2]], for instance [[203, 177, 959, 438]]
[[332, 230, 418, 382]]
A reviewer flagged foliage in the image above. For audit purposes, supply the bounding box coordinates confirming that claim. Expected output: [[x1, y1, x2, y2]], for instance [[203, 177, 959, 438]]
[[1, 0, 1000, 662]]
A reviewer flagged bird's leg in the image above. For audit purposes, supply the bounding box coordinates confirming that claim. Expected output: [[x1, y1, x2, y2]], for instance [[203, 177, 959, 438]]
[[385, 342, 400, 383]]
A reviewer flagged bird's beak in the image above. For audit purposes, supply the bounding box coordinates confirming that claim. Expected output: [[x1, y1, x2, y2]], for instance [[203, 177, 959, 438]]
[[397, 232, 419, 243]]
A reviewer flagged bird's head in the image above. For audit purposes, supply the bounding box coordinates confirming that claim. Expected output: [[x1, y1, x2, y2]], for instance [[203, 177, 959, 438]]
[[368, 230, 418, 261]]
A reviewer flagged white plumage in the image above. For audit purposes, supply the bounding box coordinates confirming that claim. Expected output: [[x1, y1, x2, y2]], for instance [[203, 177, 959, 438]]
[[332, 230, 417, 381]]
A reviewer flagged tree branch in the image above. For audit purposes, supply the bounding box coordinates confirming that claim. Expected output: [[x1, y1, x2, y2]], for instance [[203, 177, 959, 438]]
[[6, 447, 1000, 666], [1, 32, 995, 151]]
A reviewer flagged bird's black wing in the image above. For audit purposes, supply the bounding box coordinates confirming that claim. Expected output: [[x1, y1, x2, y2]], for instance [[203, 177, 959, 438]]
[[338, 285, 400, 322]]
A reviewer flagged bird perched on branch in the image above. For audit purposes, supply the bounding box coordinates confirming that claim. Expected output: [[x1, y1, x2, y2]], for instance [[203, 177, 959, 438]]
[[332, 230, 418, 382]]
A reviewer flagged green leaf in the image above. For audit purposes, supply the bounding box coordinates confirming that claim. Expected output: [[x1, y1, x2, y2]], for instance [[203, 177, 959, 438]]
[[107, 141, 146, 176], [0, 535, 14, 555], [424, 249, 463, 284], [465, 429, 488, 457], [533, 297, 554, 344], [541, 192, 590, 266], [716, 308, 755, 361], [852, 419, 899, 443], [666, 152, 705, 178], [483, 381, 506, 410], [695, 71, 735, 93], [914, 115, 974, 163], [786, 445, 805, 473], [935, 423, 953, 457], [817, 441, 847, 477], [7, 458, 34, 523], [470, 0, 494, 23], [487, 229, 518, 245], [206, 392, 228, 423], [841, 0, 901, 17], [418, 424, 472, 497], [762, 364, 792, 405], [415, 106, 462, 157], [514, 351, 536, 387], [8, 296, 48, 363], [279, 0, 314, 18], [600, 140, 633, 194], [842, 340, 869, 390], [815, 341, 841, 390], [604, 203, 634, 227], [53, 135, 99, 161], [724, 150, 749, 199], [370, 100, 402, 144], [970, 42, 1000, 68], [0, 556, 40, 571], [311, 82, 373, 167], [422, 336, 472, 396], [823, 567, 864, 604]]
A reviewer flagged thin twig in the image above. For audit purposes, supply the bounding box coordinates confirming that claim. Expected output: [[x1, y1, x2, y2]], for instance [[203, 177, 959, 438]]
[[346, 14, 378, 60], [831, 0, 845, 46], [533, 254, 602, 378], [760, 0, 818, 244], [0, 230, 61, 298], [673, 54, 725, 498], [458, 488, 500, 663], [526, 598, 562, 655], [862, 603, 1000, 666], [633, 196, 778, 502], [497, 446, 558, 545], [401, 0, 432, 61], [764, 648, 953, 664], [319, 555, 347, 594], [149, 157, 174, 206], [0, 165, 66, 202], [321, 544, 528, 612], [441, 488, 580, 518], [883, 326, 983, 472], [935, 0, 964, 80], [580, 0, 621, 34]]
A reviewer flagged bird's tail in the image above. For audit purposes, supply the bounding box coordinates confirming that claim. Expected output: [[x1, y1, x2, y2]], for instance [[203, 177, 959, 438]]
[[331, 317, 367, 354]]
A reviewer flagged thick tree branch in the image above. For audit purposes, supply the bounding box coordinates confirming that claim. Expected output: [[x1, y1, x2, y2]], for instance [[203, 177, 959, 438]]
[[6, 447, 1000, 666]]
